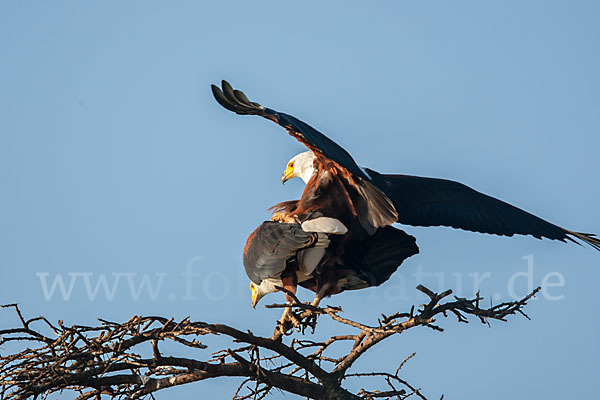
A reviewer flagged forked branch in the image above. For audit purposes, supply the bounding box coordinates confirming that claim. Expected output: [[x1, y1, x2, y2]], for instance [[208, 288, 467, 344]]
[[0, 286, 540, 400]]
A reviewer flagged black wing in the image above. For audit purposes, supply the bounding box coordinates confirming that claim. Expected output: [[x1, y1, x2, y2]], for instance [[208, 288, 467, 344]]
[[369, 170, 600, 250], [243, 221, 329, 284], [211, 80, 369, 180]]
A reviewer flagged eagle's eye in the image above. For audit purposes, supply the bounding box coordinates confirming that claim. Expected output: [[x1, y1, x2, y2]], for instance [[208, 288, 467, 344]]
[[288, 162, 294, 168]]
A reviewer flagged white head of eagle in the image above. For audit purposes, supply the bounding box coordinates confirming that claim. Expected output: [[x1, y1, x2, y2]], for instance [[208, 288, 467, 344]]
[[281, 151, 316, 184]]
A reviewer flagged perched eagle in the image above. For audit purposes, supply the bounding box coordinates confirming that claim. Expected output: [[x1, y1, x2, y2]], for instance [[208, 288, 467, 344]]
[[211, 80, 600, 308]]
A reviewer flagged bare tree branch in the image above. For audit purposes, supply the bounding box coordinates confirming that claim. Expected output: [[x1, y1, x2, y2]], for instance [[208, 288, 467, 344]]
[[0, 286, 540, 400]]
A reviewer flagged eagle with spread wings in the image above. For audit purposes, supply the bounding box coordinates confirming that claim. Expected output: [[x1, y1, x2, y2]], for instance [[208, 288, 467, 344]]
[[211, 80, 599, 311]]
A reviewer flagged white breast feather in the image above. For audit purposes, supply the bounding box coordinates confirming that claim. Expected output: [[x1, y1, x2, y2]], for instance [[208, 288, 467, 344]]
[[301, 217, 348, 235]]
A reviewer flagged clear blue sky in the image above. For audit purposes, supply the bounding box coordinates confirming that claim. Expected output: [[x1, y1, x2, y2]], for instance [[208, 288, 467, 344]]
[[1, 1, 599, 399]]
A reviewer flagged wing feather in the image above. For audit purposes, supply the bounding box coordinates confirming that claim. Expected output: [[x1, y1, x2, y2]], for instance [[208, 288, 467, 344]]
[[370, 170, 600, 250], [211, 81, 367, 179], [243, 222, 329, 284]]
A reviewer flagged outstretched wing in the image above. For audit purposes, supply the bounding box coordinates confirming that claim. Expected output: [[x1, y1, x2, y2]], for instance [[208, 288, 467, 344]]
[[243, 222, 329, 284], [372, 170, 600, 250], [211, 80, 367, 180], [212, 80, 397, 232]]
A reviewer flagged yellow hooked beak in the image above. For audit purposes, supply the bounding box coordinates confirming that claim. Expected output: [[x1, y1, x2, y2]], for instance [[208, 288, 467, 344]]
[[250, 283, 259, 308], [281, 162, 294, 184]]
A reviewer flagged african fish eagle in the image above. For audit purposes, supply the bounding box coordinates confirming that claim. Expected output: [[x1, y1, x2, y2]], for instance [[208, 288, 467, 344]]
[[211, 80, 600, 309]]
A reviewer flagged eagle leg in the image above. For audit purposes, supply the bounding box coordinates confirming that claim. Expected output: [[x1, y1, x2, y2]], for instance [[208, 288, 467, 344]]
[[310, 282, 332, 308], [278, 272, 299, 329]]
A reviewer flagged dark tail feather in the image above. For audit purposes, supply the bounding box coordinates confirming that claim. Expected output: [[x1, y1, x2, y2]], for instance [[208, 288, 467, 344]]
[[338, 226, 419, 291], [360, 227, 419, 286]]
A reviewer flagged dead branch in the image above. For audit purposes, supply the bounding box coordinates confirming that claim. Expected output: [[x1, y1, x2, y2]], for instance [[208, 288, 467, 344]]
[[0, 286, 540, 400]]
